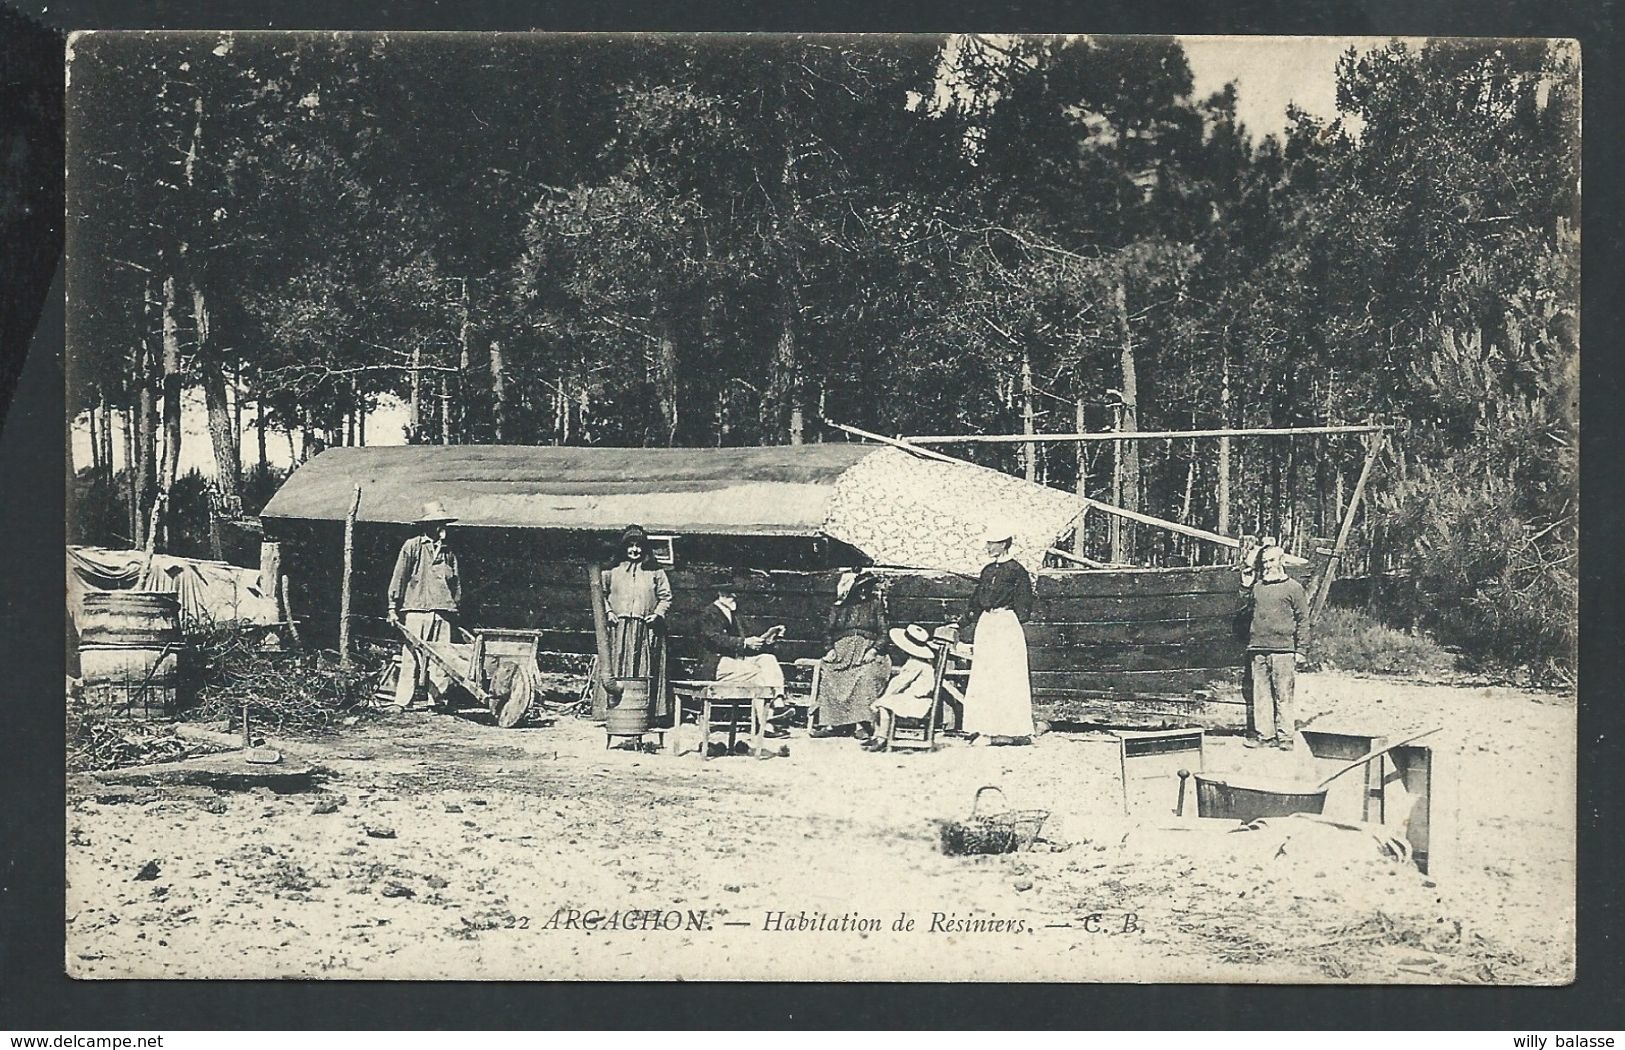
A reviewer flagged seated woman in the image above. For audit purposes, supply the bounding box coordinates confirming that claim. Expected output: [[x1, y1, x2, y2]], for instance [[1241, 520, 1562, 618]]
[[811, 570, 889, 739], [866, 624, 938, 753]]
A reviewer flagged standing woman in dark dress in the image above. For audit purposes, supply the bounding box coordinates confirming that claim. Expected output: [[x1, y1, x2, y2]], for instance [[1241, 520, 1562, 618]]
[[601, 525, 674, 725], [960, 524, 1035, 745], [811, 570, 889, 739]]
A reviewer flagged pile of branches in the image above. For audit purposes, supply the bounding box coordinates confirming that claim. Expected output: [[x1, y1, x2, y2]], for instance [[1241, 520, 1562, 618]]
[[67, 695, 224, 773], [185, 624, 383, 733]]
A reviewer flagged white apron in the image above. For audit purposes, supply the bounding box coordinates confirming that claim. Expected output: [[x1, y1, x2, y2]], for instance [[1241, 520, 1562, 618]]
[[962, 608, 1034, 737]]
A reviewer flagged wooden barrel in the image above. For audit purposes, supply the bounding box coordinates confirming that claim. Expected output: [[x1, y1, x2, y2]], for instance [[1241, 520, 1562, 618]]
[[79, 591, 182, 648], [605, 677, 652, 737], [77, 591, 182, 719]]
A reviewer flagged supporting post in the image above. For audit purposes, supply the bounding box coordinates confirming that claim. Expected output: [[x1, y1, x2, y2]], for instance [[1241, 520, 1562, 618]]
[[1308, 432, 1384, 626], [586, 563, 620, 721], [280, 575, 301, 647], [338, 484, 362, 668]]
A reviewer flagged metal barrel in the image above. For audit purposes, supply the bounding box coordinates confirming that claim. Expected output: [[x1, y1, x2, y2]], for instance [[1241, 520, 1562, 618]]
[[605, 677, 652, 736], [76, 591, 183, 719]]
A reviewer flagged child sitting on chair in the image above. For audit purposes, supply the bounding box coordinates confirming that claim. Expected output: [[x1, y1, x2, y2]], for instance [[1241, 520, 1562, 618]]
[[866, 624, 937, 753]]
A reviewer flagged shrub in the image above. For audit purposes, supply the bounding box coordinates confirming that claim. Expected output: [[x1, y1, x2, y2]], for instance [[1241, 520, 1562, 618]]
[[1305, 606, 1454, 678]]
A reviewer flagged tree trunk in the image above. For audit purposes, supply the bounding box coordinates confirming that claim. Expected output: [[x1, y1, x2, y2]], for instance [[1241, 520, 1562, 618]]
[[87, 400, 101, 477], [1075, 395, 1089, 499], [1113, 277, 1140, 514], [489, 340, 507, 442], [408, 346, 422, 443], [1021, 351, 1036, 482], [158, 275, 183, 501], [99, 398, 115, 486], [771, 281, 801, 444], [439, 377, 451, 444], [125, 409, 139, 541], [654, 316, 678, 446], [1217, 349, 1232, 536], [233, 357, 243, 477], [771, 130, 803, 446], [255, 402, 268, 476], [195, 285, 241, 513]]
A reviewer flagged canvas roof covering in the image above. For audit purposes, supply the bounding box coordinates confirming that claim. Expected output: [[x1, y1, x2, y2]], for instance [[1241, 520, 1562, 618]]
[[260, 444, 1082, 574], [259, 445, 878, 537], [67, 546, 281, 631], [821, 447, 1082, 576]]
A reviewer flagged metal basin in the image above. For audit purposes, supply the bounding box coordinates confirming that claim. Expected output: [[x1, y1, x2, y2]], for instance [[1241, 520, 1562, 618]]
[[1194, 773, 1328, 822]]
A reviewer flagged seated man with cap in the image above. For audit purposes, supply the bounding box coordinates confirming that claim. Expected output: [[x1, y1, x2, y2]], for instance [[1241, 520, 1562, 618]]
[[386, 499, 462, 711], [695, 575, 788, 739]]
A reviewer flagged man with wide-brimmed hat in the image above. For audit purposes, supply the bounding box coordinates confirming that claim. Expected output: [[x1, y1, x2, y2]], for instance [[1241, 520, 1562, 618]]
[[387, 500, 462, 710], [600, 524, 674, 725]]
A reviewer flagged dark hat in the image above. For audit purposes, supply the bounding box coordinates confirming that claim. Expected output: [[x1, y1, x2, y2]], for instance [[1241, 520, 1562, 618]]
[[619, 524, 649, 546]]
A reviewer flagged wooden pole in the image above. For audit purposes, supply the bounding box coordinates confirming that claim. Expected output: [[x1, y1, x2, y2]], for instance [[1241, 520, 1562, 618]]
[[821, 420, 960, 464], [1308, 433, 1384, 626], [902, 423, 1392, 444], [338, 484, 362, 668], [280, 574, 301, 647], [586, 562, 620, 720]]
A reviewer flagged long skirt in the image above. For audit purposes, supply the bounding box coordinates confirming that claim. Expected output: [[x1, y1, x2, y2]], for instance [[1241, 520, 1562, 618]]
[[607, 616, 671, 722], [815, 635, 889, 727], [962, 608, 1034, 738]]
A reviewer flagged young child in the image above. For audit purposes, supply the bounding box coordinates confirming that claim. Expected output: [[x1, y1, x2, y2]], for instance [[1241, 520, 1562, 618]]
[[866, 624, 938, 753]]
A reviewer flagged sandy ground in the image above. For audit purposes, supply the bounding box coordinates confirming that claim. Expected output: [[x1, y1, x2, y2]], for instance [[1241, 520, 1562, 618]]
[[65, 671, 1575, 984]]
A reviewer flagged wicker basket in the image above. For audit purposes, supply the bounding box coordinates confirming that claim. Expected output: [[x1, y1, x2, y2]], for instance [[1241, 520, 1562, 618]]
[[939, 785, 1049, 855]]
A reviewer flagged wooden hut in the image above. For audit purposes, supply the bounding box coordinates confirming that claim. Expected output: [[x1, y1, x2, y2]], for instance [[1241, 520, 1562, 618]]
[[259, 444, 1262, 728]]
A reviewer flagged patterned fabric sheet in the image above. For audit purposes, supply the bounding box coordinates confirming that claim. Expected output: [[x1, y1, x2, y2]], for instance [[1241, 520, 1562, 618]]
[[822, 447, 1083, 576]]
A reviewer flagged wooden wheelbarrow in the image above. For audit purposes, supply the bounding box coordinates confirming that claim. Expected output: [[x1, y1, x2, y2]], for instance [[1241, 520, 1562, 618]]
[[391, 624, 543, 728]]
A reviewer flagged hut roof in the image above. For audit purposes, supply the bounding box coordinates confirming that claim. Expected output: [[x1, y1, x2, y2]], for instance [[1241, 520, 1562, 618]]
[[259, 444, 873, 537], [260, 444, 1083, 575]]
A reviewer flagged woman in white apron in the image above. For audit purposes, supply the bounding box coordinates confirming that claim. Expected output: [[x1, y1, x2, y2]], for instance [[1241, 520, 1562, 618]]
[[961, 524, 1035, 745]]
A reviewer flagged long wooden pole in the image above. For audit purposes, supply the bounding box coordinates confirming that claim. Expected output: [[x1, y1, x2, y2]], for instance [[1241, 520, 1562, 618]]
[[822, 420, 961, 464], [904, 424, 1391, 444], [338, 484, 362, 668], [586, 563, 619, 720], [1308, 433, 1384, 626]]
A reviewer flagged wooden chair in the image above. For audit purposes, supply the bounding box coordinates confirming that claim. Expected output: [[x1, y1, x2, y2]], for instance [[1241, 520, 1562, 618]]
[[929, 636, 972, 735]]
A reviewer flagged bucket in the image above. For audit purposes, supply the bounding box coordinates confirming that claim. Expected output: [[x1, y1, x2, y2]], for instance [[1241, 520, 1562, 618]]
[[605, 677, 652, 736], [1194, 773, 1328, 822], [79, 591, 181, 648], [76, 591, 183, 719]]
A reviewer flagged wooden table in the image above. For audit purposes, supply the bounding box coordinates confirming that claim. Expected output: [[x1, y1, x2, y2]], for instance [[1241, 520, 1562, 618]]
[[671, 680, 779, 759]]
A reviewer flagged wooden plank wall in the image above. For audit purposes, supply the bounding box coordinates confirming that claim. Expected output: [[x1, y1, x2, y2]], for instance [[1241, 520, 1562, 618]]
[[271, 521, 1258, 729]]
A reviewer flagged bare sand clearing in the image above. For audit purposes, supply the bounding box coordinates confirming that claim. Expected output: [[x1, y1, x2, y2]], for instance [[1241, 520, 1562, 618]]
[[65, 671, 1574, 983]]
